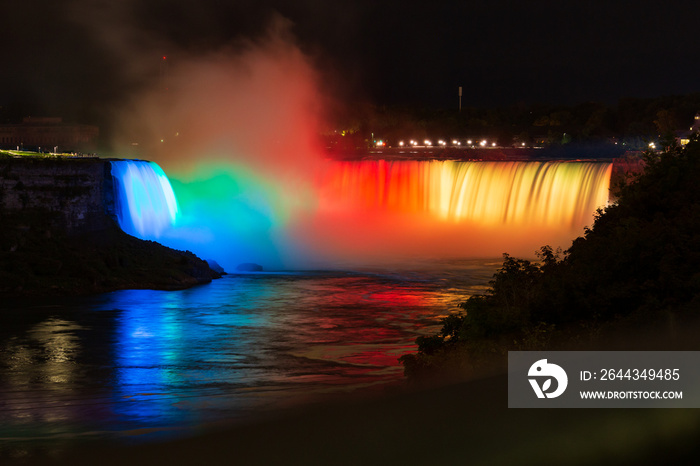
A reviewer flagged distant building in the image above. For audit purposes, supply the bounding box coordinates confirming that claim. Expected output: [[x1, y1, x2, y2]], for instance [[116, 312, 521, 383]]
[[678, 112, 700, 146], [0, 117, 99, 152]]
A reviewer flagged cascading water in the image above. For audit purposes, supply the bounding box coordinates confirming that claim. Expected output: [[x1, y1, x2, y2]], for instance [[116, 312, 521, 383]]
[[108, 158, 612, 268], [299, 160, 614, 265], [110, 160, 179, 239], [321, 160, 612, 227]]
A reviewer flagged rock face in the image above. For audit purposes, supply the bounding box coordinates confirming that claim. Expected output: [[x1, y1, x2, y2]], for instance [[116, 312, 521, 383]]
[[236, 263, 263, 272], [0, 156, 220, 296], [0, 157, 116, 234], [206, 259, 226, 274]]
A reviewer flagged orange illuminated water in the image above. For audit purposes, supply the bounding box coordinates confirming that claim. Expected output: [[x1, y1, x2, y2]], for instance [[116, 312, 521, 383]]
[[143, 160, 612, 269], [321, 160, 611, 226], [298, 161, 612, 264]]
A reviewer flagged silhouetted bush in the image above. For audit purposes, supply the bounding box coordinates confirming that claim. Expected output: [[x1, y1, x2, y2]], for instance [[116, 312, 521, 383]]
[[402, 135, 700, 381]]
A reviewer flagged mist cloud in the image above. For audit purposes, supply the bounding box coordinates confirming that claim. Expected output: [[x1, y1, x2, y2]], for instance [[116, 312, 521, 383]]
[[113, 15, 325, 177], [106, 15, 334, 269]]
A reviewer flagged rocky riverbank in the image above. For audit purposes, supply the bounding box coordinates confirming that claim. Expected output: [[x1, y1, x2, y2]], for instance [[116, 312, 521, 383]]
[[0, 156, 221, 297], [0, 218, 220, 297]]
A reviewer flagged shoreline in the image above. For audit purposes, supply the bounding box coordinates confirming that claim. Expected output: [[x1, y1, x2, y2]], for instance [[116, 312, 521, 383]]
[[0, 221, 221, 298]]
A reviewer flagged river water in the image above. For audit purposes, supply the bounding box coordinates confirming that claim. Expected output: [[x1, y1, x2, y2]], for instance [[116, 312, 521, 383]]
[[0, 259, 500, 455]]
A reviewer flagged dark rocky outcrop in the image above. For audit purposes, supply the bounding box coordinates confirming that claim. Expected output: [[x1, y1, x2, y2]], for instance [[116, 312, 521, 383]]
[[206, 259, 226, 274], [0, 157, 221, 297], [235, 263, 263, 272]]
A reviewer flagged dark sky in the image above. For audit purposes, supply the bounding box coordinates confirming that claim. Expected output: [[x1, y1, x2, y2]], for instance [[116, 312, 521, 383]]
[[2, 0, 699, 124]]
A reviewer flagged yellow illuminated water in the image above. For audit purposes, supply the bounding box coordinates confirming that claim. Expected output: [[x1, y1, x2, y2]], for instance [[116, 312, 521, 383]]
[[323, 161, 612, 226], [302, 161, 613, 264]]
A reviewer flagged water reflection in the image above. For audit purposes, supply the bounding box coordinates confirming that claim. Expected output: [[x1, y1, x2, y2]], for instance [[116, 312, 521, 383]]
[[0, 314, 113, 448], [0, 260, 498, 450]]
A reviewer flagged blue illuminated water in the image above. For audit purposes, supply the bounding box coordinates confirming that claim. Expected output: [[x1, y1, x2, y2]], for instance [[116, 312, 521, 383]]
[[0, 260, 498, 454], [110, 160, 179, 239]]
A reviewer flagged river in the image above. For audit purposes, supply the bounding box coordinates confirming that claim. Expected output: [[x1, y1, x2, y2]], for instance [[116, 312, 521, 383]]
[[0, 259, 500, 456]]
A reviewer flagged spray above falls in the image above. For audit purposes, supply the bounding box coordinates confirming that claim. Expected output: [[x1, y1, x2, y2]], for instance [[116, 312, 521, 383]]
[[105, 22, 613, 268]]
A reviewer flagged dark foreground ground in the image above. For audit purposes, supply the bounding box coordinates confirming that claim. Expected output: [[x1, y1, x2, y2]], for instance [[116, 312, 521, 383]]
[[0, 221, 220, 297], [11, 377, 700, 466], [7, 318, 700, 466]]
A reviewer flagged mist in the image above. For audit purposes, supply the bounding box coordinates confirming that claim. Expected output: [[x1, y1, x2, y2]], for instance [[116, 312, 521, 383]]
[[107, 15, 610, 272], [110, 17, 334, 270]]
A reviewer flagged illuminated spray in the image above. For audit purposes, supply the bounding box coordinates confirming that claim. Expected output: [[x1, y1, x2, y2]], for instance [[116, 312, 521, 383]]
[[110, 22, 612, 269], [110, 157, 612, 269]]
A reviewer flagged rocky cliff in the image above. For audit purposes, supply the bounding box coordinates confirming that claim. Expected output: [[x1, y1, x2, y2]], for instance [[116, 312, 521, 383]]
[[0, 156, 220, 297], [0, 157, 116, 234]]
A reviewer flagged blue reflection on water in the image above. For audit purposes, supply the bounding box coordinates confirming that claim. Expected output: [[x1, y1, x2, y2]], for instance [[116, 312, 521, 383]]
[[104, 281, 278, 427], [0, 261, 499, 447], [112, 291, 186, 425]]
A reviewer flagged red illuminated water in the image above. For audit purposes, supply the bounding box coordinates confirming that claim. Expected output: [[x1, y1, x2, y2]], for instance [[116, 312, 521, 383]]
[[292, 160, 612, 265]]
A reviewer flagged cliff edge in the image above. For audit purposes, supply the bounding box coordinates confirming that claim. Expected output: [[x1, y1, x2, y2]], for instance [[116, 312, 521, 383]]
[[0, 156, 220, 297]]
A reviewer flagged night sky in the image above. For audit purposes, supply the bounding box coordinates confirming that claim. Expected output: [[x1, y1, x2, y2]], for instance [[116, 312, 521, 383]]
[[2, 0, 700, 125]]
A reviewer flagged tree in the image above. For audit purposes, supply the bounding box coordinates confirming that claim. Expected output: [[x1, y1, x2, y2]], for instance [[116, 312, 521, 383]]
[[653, 109, 679, 137], [402, 135, 700, 381]]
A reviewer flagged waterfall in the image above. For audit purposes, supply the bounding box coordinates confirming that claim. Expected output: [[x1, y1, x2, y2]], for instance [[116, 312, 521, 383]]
[[322, 160, 612, 227], [110, 160, 179, 239], [106, 158, 613, 267]]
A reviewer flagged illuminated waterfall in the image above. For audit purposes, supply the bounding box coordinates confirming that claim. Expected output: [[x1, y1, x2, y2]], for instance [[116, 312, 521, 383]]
[[110, 160, 179, 239], [322, 161, 612, 227], [106, 158, 612, 268]]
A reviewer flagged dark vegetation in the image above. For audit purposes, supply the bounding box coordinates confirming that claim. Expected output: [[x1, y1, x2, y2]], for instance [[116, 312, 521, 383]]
[[327, 92, 700, 152], [0, 217, 220, 297], [401, 135, 700, 381]]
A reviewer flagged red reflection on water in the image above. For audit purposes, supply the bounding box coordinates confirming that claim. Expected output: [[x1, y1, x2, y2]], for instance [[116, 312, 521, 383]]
[[369, 290, 426, 307]]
